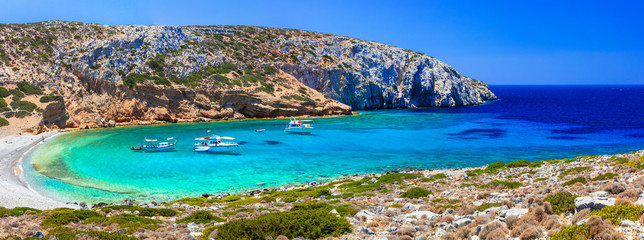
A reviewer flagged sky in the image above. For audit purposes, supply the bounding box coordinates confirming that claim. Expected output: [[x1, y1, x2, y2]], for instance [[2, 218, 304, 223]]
[[1, 0, 643, 85]]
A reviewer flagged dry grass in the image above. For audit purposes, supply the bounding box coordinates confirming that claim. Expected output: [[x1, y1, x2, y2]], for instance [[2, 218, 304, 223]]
[[571, 208, 591, 224], [519, 226, 541, 240], [479, 221, 508, 240], [603, 183, 627, 195]]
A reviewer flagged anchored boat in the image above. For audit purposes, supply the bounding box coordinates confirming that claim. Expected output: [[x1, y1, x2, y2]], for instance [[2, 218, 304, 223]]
[[284, 117, 315, 134], [132, 137, 177, 151], [193, 135, 240, 153]]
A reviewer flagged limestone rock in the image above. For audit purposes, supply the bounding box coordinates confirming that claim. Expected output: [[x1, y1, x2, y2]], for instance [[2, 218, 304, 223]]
[[574, 196, 615, 212]]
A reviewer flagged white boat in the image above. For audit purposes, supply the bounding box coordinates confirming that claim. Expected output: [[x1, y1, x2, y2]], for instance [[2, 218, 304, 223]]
[[284, 117, 315, 134], [193, 135, 240, 153], [137, 137, 176, 151]]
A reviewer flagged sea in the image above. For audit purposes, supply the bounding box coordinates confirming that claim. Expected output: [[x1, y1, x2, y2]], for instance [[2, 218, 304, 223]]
[[23, 85, 644, 203]]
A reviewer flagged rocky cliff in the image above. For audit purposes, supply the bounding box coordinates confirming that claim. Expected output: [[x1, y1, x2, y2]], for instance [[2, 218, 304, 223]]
[[0, 21, 495, 132]]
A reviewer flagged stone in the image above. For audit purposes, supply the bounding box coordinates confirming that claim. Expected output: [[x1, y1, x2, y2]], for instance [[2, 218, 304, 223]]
[[33, 231, 44, 238], [621, 220, 636, 228], [635, 194, 644, 206], [454, 215, 474, 228], [329, 209, 338, 215], [108, 120, 116, 127], [404, 203, 419, 210], [498, 208, 528, 221], [405, 211, 439, 220], [355, 210, 376, 220], [357, 226, 375, 235], [471, 236, 480, 240], [435, 228, 446, 238], [574, 196, 615, 212], [590, 191, 609, 198], [388, 226, 398, 233]]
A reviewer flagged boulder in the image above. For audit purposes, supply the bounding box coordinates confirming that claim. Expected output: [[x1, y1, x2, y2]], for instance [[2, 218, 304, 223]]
[[354, 210, 376, 220], [454, 215, 475, 228], [357, 226, 375, 235], [404, 210, 439, 220], [574, 196, 615, 213]]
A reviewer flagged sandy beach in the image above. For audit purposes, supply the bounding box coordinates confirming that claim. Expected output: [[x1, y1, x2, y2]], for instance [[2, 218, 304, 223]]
[[0, 131, 79, 210]]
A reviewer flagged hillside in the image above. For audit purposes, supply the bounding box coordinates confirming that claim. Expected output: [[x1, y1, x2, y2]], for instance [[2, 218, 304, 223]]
[[0, 21, 496, 133]]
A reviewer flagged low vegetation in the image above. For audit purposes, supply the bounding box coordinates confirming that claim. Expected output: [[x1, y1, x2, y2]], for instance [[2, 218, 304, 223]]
[[41, 208, 102, 228], [39, 94, 62, 103], [0, 117, 8, 126], [544, 191, 578, 215], [10, 100, 38, 112], [215, 207, 352, 239], [176, 211, 225, 224], [483, 180, 522, 189], [505, 159, 530, 168], [400, 187, 432, 199], [562, 176, 586, 186], [476, 202, 503, 212], [17, 81, 43, 95], [589, 204, 644, 224], [0, 207, 41, 217]]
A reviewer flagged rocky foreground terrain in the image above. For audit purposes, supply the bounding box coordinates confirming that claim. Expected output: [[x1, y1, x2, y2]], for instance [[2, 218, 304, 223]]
[[1, 151, 643, 240], [0, 21, 495, 134]]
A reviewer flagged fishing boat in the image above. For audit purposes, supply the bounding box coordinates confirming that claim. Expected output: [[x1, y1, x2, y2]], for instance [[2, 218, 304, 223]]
[[193, 135, 240, 153], [284, 117, 315, 134], [136, 137, 177, 151]]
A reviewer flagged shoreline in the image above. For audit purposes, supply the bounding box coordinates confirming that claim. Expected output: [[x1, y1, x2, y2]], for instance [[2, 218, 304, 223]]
[[0, 130, 79, 210]]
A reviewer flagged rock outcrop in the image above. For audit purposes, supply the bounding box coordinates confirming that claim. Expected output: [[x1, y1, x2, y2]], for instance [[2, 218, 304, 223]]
[[0, 21, 496, 131]]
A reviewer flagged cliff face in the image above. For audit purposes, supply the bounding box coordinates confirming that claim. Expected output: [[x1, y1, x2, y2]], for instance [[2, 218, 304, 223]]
[[0, 21, 495, 131]]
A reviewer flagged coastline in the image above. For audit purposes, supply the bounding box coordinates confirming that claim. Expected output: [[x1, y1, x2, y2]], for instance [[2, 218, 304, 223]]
[[0, 130, 79, 210]]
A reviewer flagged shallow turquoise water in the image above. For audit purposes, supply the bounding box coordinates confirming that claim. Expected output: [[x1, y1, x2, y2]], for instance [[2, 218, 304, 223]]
[[23, 86, 644, 203]]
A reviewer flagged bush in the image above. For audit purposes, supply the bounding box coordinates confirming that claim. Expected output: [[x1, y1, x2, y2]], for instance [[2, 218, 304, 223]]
[[592, 173, 618, 181], [377, 172, 421, 184], [291, 202, 357, 217], [400, 187, 432, 199], [589, 204, 644, 224], [603, 183, 626, 194], [10, 88, 24, 100], [423, 173, 448, 182], [506, 160, 530, 168], [551, 224, 590, 240], [39, 94, 62, 103], [122, 73, 170, 87], [562, 176, 586, 186], [18, 81, 43, 95], [10, 100, 37, 112], [215, 208, 351, 239], [41, 209, 103, 228], [216, 62, 237, 74], [0, 86, 9, 97], [263, 65, 279, 75], [146, 54, 166, 75], [0, 207, 41, 217], [544, 192, 578, 215], [176, 211, 225, 224], [476, 202, 503, 212], [0, 117, 8, 126], [484, 180, 522, 189], [559, 166, 590, 177], [101, 205, 178, 217]]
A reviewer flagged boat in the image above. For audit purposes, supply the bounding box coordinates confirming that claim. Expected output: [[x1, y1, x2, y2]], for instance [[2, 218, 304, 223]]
[[255, 129, 265, 132], [138, 137, 177, 151], [193, 135, 240, 153], [284, 117, 314, 134]]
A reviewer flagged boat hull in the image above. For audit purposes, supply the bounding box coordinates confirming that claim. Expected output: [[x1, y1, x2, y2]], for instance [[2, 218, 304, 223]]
[[284, 127, 313, 134], [142, 146, 175, 151], [193, 145, 239, 153]]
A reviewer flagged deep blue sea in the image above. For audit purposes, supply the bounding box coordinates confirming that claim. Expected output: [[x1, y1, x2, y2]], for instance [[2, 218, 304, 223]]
[[24, 85, 644, 203]]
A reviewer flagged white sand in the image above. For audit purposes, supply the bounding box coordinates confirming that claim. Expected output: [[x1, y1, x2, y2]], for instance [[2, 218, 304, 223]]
[[0, 131, 79, 210]]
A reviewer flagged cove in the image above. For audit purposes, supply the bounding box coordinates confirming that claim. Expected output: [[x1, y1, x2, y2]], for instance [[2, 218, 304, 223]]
[[23, 85, 644, 203]]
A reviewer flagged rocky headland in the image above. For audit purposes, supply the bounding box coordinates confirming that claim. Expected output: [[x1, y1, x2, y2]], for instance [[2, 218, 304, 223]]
[[1, 150, 643, 239], [0, 21, 495, 134]]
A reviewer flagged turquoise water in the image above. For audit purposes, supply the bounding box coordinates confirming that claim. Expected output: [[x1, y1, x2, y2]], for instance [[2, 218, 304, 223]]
[[23, 86, 644, 203]]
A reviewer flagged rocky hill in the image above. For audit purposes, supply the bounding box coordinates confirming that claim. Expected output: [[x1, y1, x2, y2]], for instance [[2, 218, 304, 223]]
[[0, 21, 496, 132]]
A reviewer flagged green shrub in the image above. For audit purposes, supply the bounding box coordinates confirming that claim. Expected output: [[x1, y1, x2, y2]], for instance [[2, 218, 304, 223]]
[[256, 83, 275, 93], [177, 211, 225, 224], [400, 187, 432, 199], [216, 62, 237, 74], [423, 173, 448, 182], [10, 88, 24, 100], [0, 87, 9, 97], [591, 173, 618, 181], [17, 81, 43, 95], [506, 160, 530, 168], [41, 209, 103, 228], [562, 176, 586, 186], [85, 214, 162, 233], [122, 73, 170, 87], [10, 100, 37, 112], [146, 54, 166, 75], [544, 191, 578, 215], [528, 161, 544, 168], [215, 208, 351, 239], [551, 224, 590, 240], [559, 166, 590, 177], [484, 180, 522, 189], [467, 162, 505, 176], [47, 226, 139, 240], [534, 177, 548, 182], [476, 202, 503, 212], [0, 207, 41, 217], [0, 117, 8, 126], [262, 186, 331, 203], [377, 172, 421, 184], [589, 204, 644, 224], [39, 94, 62, 103], [101, 205, 178, 217], [291, 202, 357, 217], [263, 65, 279, 75]]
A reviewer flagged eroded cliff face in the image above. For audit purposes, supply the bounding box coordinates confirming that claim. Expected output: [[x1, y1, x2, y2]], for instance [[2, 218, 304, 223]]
[[0, 21, 495, 132]]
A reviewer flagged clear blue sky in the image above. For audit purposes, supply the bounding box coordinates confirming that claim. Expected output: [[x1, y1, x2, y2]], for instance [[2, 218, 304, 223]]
[[2, 0, 643, 85]]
